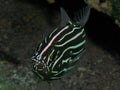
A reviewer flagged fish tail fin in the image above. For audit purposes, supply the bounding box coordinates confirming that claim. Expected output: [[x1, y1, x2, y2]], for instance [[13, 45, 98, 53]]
[[73, 6, 91, 26]]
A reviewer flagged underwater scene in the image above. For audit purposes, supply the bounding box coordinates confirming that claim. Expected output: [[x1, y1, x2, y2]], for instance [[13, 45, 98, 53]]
[[0, 0, 120, 90]]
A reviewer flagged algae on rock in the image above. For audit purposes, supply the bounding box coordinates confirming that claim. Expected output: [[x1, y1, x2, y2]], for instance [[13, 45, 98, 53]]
[[85, 0, 120, 27]]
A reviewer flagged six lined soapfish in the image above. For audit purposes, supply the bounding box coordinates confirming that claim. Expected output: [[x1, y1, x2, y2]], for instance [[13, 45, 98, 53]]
[[32, 6, 90, 81]]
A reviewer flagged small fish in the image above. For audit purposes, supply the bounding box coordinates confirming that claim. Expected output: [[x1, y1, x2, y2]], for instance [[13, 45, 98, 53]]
[[32, 6, 90, 81]]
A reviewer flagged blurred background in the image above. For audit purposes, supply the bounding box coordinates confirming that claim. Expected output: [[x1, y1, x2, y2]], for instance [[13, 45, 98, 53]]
[[0, 0, 120, 90]]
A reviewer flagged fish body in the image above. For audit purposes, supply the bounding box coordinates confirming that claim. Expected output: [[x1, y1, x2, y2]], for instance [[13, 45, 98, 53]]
[[32, 7, 90, 81]]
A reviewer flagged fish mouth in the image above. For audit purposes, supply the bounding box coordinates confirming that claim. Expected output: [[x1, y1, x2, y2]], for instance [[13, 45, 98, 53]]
[[31, 56, 42, 66], [31, 56, 39, 64], [31, 56, 45, 67], [31, 56, 36, 61]]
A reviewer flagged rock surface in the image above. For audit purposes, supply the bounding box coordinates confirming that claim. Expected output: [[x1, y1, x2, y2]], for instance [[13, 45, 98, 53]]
[[85, 0, 120, 27]]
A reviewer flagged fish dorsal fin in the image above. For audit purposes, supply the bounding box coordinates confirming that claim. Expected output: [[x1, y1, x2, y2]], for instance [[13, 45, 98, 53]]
[[73, 6, 91, 26], [60, 8, 71, 27]]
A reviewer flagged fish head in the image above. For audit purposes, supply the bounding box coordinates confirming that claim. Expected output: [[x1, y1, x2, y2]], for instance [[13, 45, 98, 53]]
[[32, 52, 48, 72], [32, 52, 54, 80], [32, 52, 41, 62]]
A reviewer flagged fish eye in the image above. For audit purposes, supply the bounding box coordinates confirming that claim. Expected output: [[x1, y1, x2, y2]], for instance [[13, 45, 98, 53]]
[[36, 55, 41, 60]]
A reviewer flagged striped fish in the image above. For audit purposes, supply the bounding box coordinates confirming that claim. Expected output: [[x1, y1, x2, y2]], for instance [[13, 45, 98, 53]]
[[32, 7, 90, 81]]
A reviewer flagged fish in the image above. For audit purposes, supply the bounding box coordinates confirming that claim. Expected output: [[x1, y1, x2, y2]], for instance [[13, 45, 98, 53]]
[[32, 6, 90, 81]]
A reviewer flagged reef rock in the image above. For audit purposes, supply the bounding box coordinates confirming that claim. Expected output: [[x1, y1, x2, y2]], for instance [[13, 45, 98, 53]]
[[85, 0, 120, 27]]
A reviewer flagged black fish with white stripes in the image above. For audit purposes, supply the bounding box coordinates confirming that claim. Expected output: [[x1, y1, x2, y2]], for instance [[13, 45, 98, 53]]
[[32, 6, 90, 81]]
